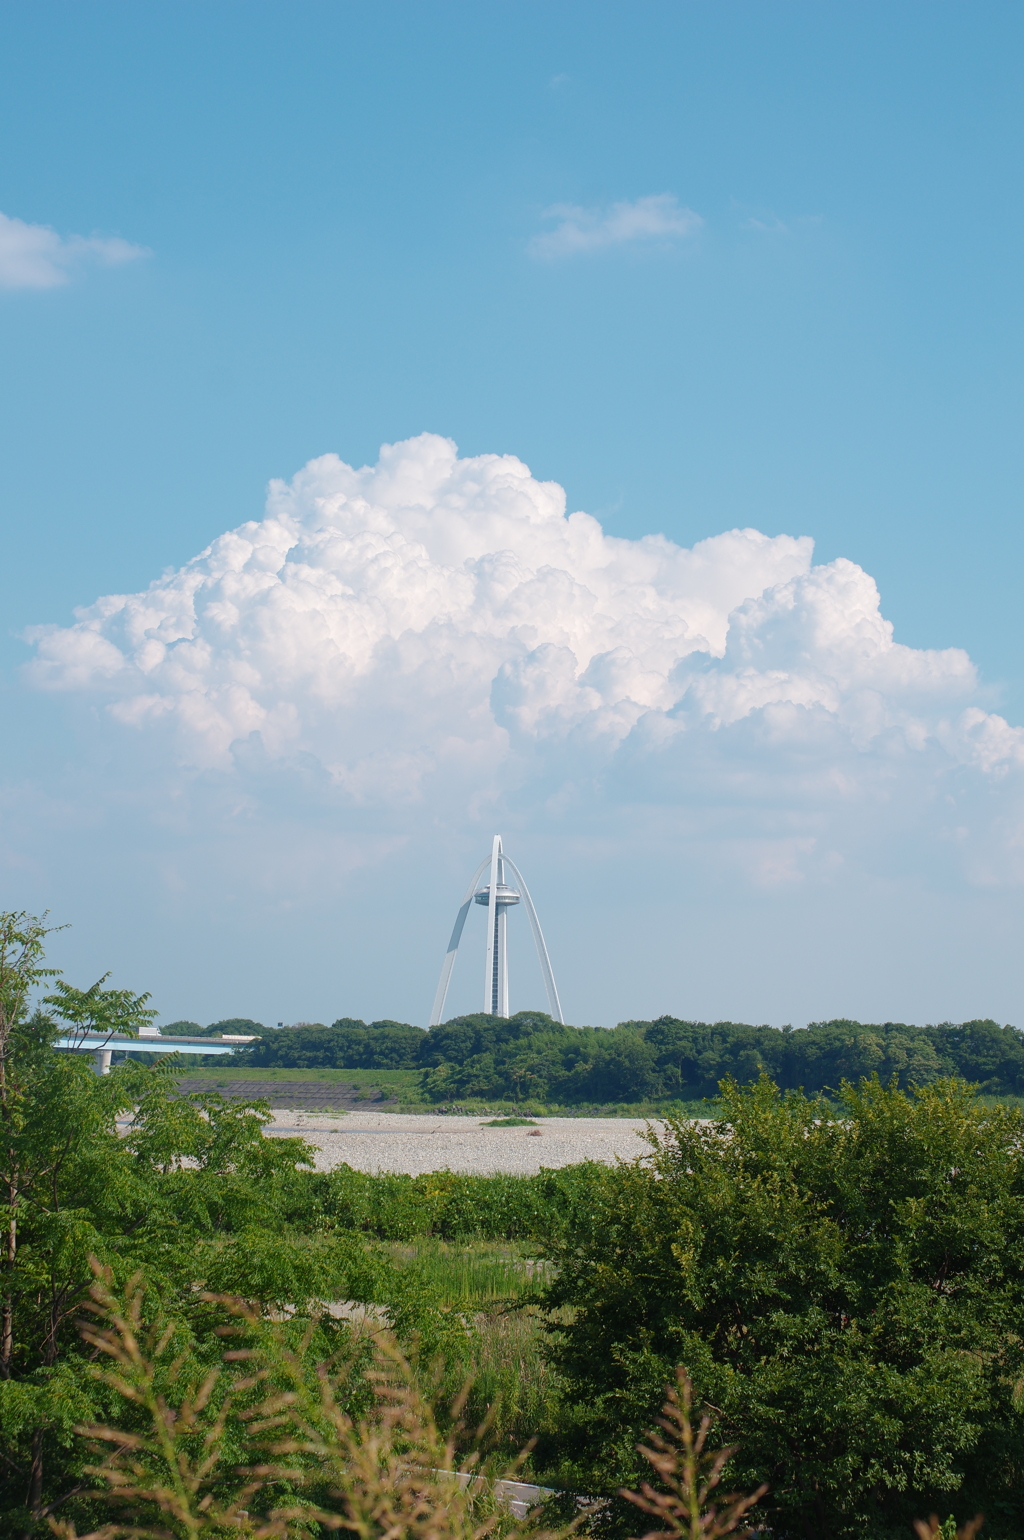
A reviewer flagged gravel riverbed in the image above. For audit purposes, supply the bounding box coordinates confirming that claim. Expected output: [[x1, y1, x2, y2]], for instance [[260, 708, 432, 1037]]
[[264, 1110, 665, 1175]]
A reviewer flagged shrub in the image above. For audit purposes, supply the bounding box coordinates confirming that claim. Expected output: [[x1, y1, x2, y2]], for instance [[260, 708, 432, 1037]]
[[50, 1269, 770, 1540], [316, 1164, 607, 1243], [540, 1075, 1024, 1538]]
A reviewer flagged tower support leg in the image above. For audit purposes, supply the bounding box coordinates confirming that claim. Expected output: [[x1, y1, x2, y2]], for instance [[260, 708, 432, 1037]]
[[497, 906, 509, 1016]]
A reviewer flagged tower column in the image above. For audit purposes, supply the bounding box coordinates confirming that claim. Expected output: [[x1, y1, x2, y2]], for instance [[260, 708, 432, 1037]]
[[496, 903, 509, 1016], [483, 834, 501, 1014]]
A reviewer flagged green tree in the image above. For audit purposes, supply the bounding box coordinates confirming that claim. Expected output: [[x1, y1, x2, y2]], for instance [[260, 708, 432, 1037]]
[[0, 1039, 337, 1532], [0, 915, 381, 1533], [0, 911, 63, 1387], [540, 1075, 1024, 1538], [161, 1017, 267, 1038], [415, 1013, 1024, 1108], [241, 1019, 424, 1069]]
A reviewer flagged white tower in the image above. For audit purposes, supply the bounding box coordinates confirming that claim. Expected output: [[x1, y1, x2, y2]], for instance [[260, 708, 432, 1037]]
[[430, 835, 564, 1026]]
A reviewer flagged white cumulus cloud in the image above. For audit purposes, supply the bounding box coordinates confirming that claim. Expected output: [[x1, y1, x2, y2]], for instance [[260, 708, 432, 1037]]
[[24, 433, 1024, 902], [0, 210, 150, 289], [16, 432, 1024, 1027], [528, 194, 702, 259]]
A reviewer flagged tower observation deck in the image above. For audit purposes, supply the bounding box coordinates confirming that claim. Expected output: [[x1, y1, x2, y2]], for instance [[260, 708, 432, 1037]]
[[430, 836, 563, 1025]]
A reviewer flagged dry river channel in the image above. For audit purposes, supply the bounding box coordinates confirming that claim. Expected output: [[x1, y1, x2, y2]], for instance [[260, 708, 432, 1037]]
[[263, 1110, 665, 1174]]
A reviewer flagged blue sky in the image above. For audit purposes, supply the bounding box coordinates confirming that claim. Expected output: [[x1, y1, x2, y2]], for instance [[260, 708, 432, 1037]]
[[2, 2, 1024, 1029]]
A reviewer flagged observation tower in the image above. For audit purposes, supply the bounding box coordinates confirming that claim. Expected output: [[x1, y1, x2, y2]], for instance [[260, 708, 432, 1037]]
[[430, 835, 564, 1025]]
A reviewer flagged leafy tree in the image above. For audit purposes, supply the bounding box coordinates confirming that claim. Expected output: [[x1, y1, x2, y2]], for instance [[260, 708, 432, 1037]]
[[0, 916, 423, 1533], [208, 1016, 266, 1035], [167, 1017, 267, 1038], [0, 1041, 341, 1531], [417, 1014, 1024, 1107], [0, 910, 63, 1389], [551, 1030, 660, 1103], [927, 1019, 1024, 1094], [419, 1013, 581, 1102], [43, 974, 157, 1044], [539, 1075, 1024, 1538], [114, 1006, 1024, 1106], [241, 1019, 425, 1070]]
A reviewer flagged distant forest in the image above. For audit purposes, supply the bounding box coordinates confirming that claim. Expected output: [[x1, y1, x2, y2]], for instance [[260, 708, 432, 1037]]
[[179, 1012, 1024, 1104]]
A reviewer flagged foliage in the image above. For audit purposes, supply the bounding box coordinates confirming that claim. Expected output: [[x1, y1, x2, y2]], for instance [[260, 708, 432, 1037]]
[[313, 1163, 606, 1243], [418, 1014, 658, 1105], [420, 1012, 1024, 1106], [48, 1267, 533, 1540], [208, 1018, 268, 1037], [241, 1020, 426, 1070], [50, 1268, 768, 1540], [0, 912, 168, 1530], [43, 978, 158, 1044], [0, 911, 62, 1067], [631, 1015, 1024, 1101], [385, 1238, 549, 1308], [538, 1074, 1024, 1537], [6, 911, 1023, 1535], [0, 1040, 349, 1532], [0, 918, 483, 1533], [209, 1008, 1024, 1105], [160, 1019, 268, 1039], [914, 1516, 984, 1540], [377, 1238, 563, 1460], [621, 1369, 766, 1540]]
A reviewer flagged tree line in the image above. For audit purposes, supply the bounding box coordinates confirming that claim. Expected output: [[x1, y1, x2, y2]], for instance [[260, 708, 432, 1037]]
[[223, 1011, 1024, 1102]]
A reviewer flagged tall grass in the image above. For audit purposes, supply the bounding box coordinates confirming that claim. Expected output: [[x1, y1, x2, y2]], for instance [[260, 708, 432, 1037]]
[[387, 1239, 552, 1307], [385, 1239, 563, 1467], [464, 1305, 563, 1465]]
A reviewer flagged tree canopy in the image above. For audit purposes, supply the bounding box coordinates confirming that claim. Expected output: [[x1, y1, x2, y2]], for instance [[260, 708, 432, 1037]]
[[419, 1012, 1024, 1104], [242, 1019, 426, 1070], [0, 914, 442, 1533], [226, 1010, 1024, 1103], [539, 1075, 1024, 1537]]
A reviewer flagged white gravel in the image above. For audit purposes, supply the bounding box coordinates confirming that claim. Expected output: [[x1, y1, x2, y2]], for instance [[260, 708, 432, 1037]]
[[264, 1110, 666, 1175]]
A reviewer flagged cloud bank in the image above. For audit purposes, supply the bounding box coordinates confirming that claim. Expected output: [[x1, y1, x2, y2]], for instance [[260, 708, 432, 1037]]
[[26, 434, 1024, 896], [528, 194, 702, 258], [0, 210, 149, 289]]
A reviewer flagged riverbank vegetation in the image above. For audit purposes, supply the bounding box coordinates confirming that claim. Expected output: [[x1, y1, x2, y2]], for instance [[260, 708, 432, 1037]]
[[206, 1011, 1024, 1107], [4, 912, 1024, 1537]]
